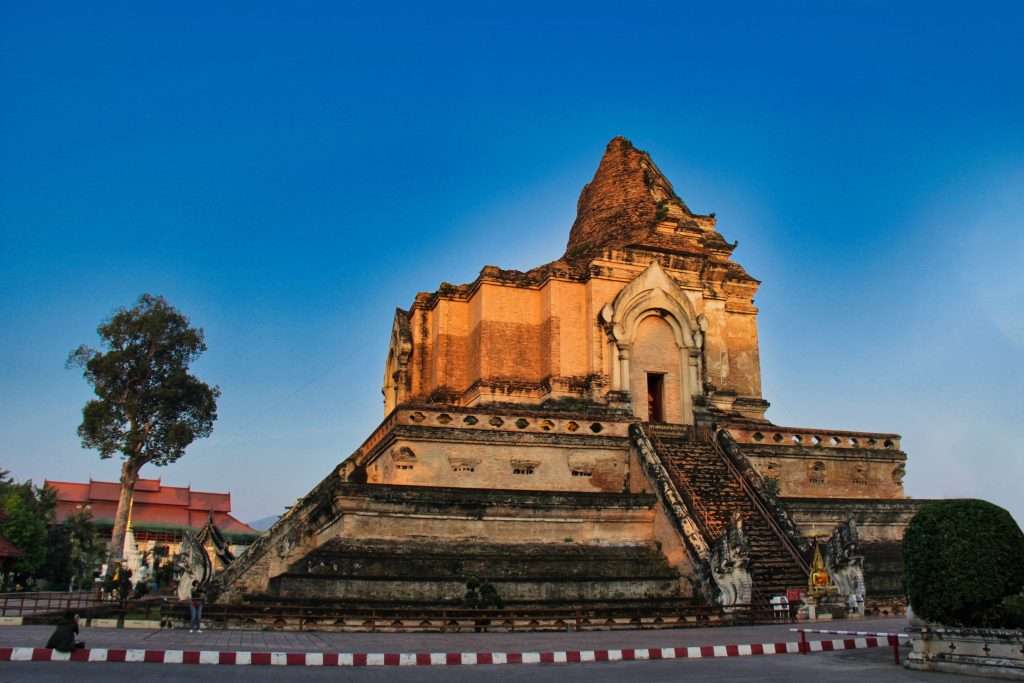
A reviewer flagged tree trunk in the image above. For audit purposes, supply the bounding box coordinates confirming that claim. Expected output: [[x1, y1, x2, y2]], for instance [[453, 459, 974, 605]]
[[107, 459, 141, 574]]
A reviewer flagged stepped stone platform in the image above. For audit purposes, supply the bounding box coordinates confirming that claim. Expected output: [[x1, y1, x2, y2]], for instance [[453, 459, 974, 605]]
[[271, 539, 682, 605], [215, 481, 678, 604]]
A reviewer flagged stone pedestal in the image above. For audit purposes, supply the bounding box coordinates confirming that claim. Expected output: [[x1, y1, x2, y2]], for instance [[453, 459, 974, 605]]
[[906, 626, 1024, 680], [799, 594, 850, 621]]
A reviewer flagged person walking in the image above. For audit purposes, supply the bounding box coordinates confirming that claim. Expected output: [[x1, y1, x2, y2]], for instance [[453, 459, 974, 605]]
[[189, 580, 205, 633]]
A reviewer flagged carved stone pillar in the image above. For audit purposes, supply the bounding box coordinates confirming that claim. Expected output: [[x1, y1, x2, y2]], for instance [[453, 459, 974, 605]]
[[617, 344, 631, 394]]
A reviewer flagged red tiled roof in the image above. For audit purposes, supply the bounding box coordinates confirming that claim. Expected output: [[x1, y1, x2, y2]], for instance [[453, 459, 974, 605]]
[[133, 478, 162, 492], [45, 478, 259, 537], [0, 535, 23, 558]]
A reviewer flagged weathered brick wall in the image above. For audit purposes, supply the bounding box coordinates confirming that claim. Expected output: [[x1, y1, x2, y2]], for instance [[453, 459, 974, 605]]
[[724, 311, 762, 397], [357, 407, 633, 493], [565, 136, 663, 259], [367, 438, 629, 493], [405, 256, 763, 417], [394, 137, 766, 420], [741, 444, 906, 500]]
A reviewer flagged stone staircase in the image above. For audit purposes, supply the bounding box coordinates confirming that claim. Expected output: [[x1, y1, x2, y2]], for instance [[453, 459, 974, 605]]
[[646, 424, 808, 601]]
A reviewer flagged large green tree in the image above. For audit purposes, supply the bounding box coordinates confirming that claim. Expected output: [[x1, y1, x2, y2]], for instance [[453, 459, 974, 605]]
[[68, 294, 220, 570], [0, 474, 55, 588], [43, 509, 103, 591]]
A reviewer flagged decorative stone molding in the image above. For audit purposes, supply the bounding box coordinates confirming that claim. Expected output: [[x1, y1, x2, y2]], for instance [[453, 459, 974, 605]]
[[510, 459, 541, 475], [892, 464, 906, 486], [727, 425, 901, 452], [447, 455, 480, 473], [346, 406, 636, 472], [567, 455, 595, 474], [390, 447, 417, 463]]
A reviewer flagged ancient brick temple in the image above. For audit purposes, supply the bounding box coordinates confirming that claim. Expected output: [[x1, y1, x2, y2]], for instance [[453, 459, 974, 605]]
[[217, 137, 921, 614]]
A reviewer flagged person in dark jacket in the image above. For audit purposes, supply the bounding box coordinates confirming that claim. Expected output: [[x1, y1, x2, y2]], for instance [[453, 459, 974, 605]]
[[189, 580, 205, 633], [46, 612, 84, 652]]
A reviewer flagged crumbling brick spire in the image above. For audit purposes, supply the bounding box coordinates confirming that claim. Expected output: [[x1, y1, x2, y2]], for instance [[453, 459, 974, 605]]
[[564, 136, 691, 260]]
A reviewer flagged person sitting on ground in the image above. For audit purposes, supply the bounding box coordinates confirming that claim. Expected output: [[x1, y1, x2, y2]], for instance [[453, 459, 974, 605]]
[[46, 612, 84, 652]]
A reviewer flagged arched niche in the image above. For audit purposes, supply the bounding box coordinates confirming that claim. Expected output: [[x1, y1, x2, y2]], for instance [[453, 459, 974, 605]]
[[599, 260, 705, 424]]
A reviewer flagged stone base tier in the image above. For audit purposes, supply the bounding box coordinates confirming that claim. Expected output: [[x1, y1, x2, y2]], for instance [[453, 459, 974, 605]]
[[270, 540, 682, 605], [214, 481, 690, 603]]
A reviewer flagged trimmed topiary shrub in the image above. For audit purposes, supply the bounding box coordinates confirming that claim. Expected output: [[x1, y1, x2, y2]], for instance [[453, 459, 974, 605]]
[[904, 499, 1024, 627]]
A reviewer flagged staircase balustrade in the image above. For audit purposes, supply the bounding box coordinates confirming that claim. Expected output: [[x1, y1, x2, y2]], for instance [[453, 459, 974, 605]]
[[645, 425, 724, 540], [706, 429, 810, 576]]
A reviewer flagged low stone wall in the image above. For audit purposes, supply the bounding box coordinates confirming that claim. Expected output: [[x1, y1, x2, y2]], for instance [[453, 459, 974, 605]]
[[906, 626, 1024, 679], [734, 439, 906, 500]]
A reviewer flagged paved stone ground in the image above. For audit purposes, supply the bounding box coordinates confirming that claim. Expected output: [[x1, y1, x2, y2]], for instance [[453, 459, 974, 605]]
[[0, 648, 991, 682], [1, 617, 907, 652]]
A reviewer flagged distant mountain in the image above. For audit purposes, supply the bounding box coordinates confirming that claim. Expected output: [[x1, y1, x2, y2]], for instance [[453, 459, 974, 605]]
[[247, 515, 280, 532]]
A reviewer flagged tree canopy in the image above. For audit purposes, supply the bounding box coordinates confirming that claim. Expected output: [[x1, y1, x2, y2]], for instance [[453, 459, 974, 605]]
[[0, 472, 56, 588], [68, 294, 220, 467]]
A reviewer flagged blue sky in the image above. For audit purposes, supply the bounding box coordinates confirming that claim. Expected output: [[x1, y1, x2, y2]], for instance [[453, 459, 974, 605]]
[[2, 2, 1021, 524]]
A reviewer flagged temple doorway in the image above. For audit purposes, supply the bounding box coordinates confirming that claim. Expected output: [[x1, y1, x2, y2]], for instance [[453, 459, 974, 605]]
[[629, 314, 689, 424], [647, 373, 665, 423]]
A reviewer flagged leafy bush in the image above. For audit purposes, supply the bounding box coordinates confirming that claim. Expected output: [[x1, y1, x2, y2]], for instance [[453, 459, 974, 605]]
[[463, 575, 503, 609], [904, 500, 1024, 626], [996, 594, 1024, 629], [654, 200, 670, 222], [0, 471, 56, 587]]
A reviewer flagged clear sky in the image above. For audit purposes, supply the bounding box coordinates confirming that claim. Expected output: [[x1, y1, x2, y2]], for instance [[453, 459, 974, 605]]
[[2, 2, 1021, 525]]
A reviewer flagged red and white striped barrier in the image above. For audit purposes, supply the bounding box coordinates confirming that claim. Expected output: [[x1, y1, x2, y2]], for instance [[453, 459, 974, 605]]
[[789, 628, 909, 639], [791, 628, 906, 664], [0, 637, 890, 666]]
